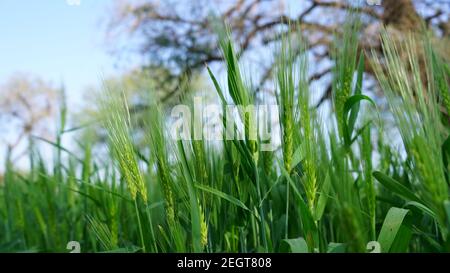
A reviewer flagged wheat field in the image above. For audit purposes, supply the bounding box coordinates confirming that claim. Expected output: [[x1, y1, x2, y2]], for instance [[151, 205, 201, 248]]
[[1, 15, 449, 253]]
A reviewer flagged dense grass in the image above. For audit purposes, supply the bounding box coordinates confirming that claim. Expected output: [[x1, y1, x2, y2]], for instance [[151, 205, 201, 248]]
[[1, 17, 450, 253]]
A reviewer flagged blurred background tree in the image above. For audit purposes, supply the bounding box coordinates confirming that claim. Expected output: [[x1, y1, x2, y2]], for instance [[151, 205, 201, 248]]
[[2, 0, 448, 166], [106, 0, 449, 108], [0, 73, 59, 163]]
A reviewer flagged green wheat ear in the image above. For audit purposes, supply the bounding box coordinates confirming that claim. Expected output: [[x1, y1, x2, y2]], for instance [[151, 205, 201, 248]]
[[332, 13, 361, 138], [145, 100, 175, 225], [87, 215, 116, 251], [427, 37, 450, 116], [99, 87, 147, 203], [199, 203, 208, 248], [275, 29, 296, 174], [373, 29, 448, 235]]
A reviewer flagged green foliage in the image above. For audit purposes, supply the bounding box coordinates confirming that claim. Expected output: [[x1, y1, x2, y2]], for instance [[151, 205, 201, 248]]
[[377, 207, 412, 253], [1, 14, 450, 253], [373, 29, 449, 241]]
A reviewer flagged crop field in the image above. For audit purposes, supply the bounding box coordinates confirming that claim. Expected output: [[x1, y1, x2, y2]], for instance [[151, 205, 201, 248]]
[[0, 7, 450, 254]]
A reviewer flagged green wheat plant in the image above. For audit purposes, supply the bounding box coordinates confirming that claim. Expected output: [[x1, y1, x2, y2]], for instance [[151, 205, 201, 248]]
[[1, 12, 450, 253], [372, 29, 450, 247]]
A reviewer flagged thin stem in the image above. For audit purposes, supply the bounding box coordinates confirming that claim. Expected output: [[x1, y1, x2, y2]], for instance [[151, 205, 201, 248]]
[[254, 166, 268, 251], [134, 199, 146, 253], [146, 205, 158, 253], [285, 176, 290, 240]]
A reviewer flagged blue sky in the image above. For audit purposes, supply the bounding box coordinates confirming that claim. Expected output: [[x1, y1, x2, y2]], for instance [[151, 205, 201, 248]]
[[0, 0, 132, 170], [0, 0, 120, 108]]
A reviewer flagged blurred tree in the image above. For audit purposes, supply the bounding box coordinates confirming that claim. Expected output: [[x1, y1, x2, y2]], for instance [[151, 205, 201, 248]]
[[107, 0, 449, 106], [0, 73, 59, 162]]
